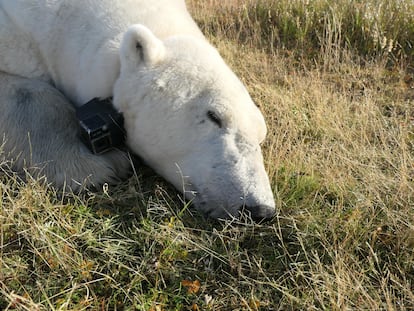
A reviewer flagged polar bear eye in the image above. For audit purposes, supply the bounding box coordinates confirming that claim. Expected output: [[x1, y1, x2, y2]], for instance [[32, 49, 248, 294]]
[[207, 110, 222, 128]]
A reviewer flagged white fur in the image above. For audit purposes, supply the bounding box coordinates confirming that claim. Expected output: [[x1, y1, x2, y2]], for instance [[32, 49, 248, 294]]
[[0, 72, 131, 189], [0, 0, 275, 219]]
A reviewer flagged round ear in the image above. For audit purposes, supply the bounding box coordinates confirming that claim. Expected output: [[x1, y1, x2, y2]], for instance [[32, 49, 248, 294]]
[[120, 24, 166, 70]]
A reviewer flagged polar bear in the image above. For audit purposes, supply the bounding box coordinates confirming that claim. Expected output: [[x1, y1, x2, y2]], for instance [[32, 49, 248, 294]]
[[0, 0, 275, 219]]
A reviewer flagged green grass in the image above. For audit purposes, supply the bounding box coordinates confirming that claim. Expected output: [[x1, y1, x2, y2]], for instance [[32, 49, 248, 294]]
[[1, 0, 414, 310], [194, 0, 414, 63]]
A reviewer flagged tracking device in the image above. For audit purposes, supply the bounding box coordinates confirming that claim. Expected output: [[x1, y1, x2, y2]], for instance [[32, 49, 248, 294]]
[[76, 98, 125, 154]]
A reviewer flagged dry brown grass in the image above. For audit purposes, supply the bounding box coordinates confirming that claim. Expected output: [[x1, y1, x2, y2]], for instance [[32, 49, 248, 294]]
[[1, 0, 413, 310], [188, 1, 414, 309]]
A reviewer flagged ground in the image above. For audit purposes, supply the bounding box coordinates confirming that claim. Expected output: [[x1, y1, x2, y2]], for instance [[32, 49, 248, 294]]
[[1, 0, 413, 310]]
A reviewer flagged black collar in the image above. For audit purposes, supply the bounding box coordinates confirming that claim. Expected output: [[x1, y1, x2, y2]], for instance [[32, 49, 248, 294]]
[[76, 98, 126, 154]]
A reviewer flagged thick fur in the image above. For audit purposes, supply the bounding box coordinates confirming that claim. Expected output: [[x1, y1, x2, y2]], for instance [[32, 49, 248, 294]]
[[0, 72, 131, 189], [0, 0, 275, 219]]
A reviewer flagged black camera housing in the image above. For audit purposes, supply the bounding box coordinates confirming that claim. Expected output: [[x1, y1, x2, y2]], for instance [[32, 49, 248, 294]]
[[76, 98, 125, 154]]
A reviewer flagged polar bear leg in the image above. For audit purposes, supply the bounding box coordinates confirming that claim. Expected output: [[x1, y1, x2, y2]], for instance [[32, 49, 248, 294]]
[[0, 72, 131, 190]]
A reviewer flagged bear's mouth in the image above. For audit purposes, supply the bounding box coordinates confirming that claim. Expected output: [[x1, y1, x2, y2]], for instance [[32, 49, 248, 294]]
[[190, 190, 240, 219], [190, 189, 275, 221]]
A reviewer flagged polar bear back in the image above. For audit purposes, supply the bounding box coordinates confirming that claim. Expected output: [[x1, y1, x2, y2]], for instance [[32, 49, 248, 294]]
[[1, 0, 203, 41], [0, 0, 205, 104]]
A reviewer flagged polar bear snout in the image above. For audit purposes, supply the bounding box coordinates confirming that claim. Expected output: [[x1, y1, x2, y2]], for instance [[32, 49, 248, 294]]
[[243, 201, 276, 221], [238, 191, 277, 221], [244, 204, 276, 221], [199, 199, 276, 221], [186, 160, 276, 221]]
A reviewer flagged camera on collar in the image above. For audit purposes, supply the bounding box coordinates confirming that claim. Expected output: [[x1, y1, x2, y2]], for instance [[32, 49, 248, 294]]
[[76, 98, 125, 154]]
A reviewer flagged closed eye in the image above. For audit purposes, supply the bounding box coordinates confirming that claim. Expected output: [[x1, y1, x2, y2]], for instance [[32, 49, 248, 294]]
[[207, 110, 222, 128]]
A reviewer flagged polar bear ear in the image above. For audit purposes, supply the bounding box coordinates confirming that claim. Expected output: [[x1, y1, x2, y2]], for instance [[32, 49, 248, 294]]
[[120, 24, 166, 69]]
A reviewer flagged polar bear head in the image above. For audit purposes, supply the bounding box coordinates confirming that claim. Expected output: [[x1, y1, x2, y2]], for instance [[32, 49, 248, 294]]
[[113, 25, 275, 220]]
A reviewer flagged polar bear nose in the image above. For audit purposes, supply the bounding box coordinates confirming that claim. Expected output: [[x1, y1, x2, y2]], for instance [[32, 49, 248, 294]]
[[244, 204, 276, 221]]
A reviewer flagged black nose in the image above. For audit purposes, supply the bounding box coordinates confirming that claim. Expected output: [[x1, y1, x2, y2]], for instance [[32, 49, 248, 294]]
[[244, 204, 276, 222]]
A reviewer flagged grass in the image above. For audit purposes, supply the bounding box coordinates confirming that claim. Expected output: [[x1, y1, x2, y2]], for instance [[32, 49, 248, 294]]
[[1, 0, 414, 309]]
